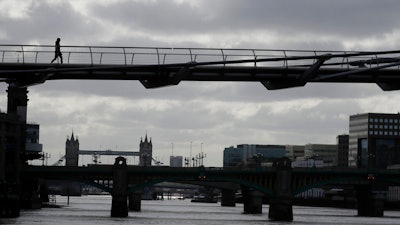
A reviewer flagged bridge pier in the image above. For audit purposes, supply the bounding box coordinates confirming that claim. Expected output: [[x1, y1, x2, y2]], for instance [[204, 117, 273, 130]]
[[111, 157, 128, 217], [128, 192, 142, 211], [242, 186, 263, 214], [221, 189, 236, 207], [0, 182, 20, 218], [268, 157, 293, 221], [356, 185, 385, 217]]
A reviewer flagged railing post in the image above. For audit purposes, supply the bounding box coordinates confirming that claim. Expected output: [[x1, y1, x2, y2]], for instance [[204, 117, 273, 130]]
[[89, 46, 93, 65], [122, 47, 127, 65], [20, 46, 24, 63]]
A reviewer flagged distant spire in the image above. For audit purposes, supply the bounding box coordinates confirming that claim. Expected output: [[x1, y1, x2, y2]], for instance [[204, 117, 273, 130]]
[[71, 132, 75, 141]]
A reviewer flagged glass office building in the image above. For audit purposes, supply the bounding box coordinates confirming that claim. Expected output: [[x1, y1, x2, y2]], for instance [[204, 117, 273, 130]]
[[349, 113, 400, 168]]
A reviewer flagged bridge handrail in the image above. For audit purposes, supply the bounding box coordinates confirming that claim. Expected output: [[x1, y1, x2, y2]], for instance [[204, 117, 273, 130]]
[[2, 44, 400, 70]]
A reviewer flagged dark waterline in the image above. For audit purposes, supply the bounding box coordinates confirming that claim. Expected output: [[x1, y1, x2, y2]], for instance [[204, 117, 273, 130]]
[[1, 195, 400, 225]]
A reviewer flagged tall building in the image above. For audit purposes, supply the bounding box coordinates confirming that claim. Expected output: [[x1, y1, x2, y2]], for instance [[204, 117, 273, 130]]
[[139, 134, 152, 166], [170, 156, 183, 167], [25, 124, 43, 160], [349, 113, 400, 168], [337, 134, 349, 167], [65, 132, 79, 166], [223, 144, 286, 167]]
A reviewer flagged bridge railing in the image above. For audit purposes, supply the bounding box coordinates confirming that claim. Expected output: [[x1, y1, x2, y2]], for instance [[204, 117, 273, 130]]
[[1, 44, 400, 69]]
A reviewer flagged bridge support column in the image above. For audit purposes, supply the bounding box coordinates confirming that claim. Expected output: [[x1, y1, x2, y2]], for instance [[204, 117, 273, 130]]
[[0, 182, 20, 218], [221, 189, 236, 207], [268, 157, 293, 221], [242, 186, 263, 214], [111, 157, 128, 217], [128, 192, 142, 211], [356, 185, 385, 217]]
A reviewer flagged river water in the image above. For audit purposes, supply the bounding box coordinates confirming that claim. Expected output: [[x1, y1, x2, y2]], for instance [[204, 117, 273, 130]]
[[1, 195, 400, 225]]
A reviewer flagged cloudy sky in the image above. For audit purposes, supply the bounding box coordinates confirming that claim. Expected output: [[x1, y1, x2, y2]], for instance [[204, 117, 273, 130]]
[[1, 0, 400, 166]]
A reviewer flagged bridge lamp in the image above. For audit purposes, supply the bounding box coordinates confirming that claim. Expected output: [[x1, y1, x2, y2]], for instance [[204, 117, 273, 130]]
[[367, 174, 375, 183], [197, 175, 206, 181]]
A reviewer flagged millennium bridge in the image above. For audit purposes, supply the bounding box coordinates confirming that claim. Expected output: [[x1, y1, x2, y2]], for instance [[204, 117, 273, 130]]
[[2, 45, 400, 222]]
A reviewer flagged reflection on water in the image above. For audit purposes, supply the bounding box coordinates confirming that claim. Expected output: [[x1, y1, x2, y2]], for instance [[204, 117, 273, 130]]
[[1, 195, 400, 225]]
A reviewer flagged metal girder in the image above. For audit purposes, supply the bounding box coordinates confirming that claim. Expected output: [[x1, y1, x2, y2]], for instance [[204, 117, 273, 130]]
[[261, 54, 332, 90], [377, 82, 400, 91], [139, 65, 192, 89], [6, 67, 55, 87]]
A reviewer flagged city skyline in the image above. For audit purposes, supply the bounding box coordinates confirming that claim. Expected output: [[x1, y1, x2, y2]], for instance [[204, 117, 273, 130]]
[[2, 1, 400, 166]]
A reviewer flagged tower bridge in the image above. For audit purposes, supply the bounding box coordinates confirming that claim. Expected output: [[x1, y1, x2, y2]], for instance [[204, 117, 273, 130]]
[[65, 133, 155, 167], [2, 44, 400, 221]]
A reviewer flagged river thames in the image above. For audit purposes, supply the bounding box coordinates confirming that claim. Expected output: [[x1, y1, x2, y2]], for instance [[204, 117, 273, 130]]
[[1, 195, 400, 225]]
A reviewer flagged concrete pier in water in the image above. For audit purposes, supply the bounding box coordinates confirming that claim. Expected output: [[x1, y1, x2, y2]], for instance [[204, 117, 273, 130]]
[[111, 157, 128, 217], [268, 157, 293, 221]]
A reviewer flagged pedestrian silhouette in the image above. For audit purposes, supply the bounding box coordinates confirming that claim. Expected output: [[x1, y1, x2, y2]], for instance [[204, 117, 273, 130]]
[[51, 38, 63, 64]]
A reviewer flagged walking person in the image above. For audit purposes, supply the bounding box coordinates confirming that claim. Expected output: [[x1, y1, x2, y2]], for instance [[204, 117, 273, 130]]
[[51, 38, 63, 63]]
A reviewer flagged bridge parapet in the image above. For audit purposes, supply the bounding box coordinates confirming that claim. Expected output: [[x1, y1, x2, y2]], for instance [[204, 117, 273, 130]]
[[1, 44, 396, 69]]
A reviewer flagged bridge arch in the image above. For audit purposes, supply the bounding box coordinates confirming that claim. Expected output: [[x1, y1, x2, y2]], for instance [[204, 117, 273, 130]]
[[127, 175, 274, 197]]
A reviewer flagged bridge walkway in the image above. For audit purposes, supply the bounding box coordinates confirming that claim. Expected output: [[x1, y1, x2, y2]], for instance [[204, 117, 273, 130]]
[[1, 45, 400, 90]]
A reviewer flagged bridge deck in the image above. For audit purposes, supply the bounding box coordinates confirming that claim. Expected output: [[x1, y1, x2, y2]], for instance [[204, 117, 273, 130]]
[[1, 45, 400, 90]]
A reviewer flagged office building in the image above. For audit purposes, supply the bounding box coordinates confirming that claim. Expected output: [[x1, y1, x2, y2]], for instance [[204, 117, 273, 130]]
[[304, 144, 337, 165], [223, 144, 285, 167], [337, 134, 349, 167], [285, 145, 305, 160], [349, 113, 400, 168]]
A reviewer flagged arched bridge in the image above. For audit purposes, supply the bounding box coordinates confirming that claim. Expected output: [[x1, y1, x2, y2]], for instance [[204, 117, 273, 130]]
[[1, 45, 400, 90], [22, 163, 400, 196], [20, 157, 400, 220]]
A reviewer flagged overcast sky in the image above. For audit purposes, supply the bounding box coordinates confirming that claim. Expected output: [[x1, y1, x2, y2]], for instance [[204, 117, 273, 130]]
[[1, 0, 400, 166]]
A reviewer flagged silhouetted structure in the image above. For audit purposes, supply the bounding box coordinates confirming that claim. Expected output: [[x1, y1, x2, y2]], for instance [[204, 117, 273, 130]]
[[139, 134, 152, 166], [337, 134, 349, 167], [65, 133, 79, 166]]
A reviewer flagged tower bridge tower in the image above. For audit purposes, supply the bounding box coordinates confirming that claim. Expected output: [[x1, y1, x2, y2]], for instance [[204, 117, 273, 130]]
[[139, 134, 152, 166], [65, 133, 79, 166]]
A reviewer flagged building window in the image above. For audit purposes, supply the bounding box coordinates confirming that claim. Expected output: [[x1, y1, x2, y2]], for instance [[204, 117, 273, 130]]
[[385, 119, 388, 123], [390, 119, 393, 123]]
